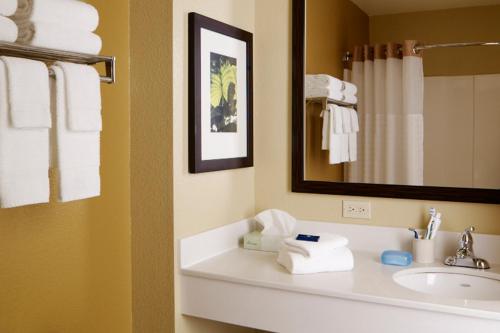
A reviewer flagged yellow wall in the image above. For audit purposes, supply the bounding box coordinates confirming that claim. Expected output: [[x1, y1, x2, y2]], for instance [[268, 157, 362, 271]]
[[0, 1, 132, 332], [370, 5, 500, 76], [130, 0, 175, 332], [172, 0, 256, 333], [254, 0, 500, 236], [305, 0, 369, 181]]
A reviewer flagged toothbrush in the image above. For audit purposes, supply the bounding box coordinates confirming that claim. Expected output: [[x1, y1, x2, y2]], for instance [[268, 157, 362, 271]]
[[429, 213, 442, 239], [425, 208, 437, 240], [408, 228, 419, 239]]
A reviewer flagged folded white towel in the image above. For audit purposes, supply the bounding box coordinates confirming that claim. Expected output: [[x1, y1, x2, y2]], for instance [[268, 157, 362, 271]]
[[0, 16, 18, 42], [0, 0, 17, 16], [50, 65, 101, 202], [0, 56, 51, 128], [329, 105, 343, 164], [306, 74, 344, 91], [277, 246, 354, 274], [284, 232, 349, 258], [255, 209, 296, 236], [320, 109, 329, 150], [0, 61, 49, 208], [343, 81, 358, 96], [54, 61, 102, 131], [306, 87, 344, 102], [343, 94, 358, 104], [17, 22, 102, 54], [12, 0, 98, 32]]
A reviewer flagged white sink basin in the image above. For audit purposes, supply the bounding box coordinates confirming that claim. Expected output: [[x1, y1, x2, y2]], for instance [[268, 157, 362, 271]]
[[393, 267, 500, 301]]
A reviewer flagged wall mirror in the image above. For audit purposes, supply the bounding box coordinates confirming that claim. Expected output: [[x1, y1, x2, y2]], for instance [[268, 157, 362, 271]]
[[292, 0, 500, 203]]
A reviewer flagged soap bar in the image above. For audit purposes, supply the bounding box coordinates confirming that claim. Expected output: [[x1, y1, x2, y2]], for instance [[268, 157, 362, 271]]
[[381, 250, 413, 266]]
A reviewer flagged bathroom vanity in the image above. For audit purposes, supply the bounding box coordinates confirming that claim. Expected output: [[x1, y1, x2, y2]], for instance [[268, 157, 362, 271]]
[[180, 220, 500, 333]]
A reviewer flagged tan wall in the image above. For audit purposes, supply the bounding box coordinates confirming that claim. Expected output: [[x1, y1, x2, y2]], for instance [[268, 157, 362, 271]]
[[305, 0, 369, 181], [370, 5, 500, 76], [254, 0, 500, 242], [130, 0, 175, 332], [0, 1, 132, 332], [172, 1, 256, 332]]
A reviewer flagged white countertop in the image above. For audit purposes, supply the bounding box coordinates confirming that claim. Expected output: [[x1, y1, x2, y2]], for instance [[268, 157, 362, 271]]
[[182, 247, 500, 321]]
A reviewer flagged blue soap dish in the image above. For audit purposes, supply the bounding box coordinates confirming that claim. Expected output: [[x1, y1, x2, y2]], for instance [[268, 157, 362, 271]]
[[381, 250, 413, 266]]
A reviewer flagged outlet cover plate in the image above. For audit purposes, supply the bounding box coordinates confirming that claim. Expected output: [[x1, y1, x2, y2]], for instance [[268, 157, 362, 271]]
[[343, 200, 371, 219]]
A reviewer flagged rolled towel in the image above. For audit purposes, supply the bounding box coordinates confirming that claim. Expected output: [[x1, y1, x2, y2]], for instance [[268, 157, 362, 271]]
[[306, 87, 344, 102], [0, 0, 17, 16], [17, 22, 102, 54], [0, 16, 18, 42], [0, 56, 51, 128], [284, 232, 348, 258], [255, 209, 297, 237], [306, 74, 344, 91], [277, 246, 354, 274], [12, 0, 98, 32], [343, 81, 358, 95]]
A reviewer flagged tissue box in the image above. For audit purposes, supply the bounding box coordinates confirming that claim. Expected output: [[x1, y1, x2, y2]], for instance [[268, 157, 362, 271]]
[[243, 231, 287, 252]]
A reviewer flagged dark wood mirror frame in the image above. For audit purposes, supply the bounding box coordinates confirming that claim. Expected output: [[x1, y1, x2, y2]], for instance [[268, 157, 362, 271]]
[[291, 0, 500, 204]]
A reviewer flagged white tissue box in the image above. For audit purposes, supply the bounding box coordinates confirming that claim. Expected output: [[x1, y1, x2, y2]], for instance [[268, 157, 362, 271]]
[[243, 231, 286, 252]]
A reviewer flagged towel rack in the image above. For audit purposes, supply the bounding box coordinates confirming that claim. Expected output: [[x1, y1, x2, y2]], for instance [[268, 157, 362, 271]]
[[306, 97, 357, 110], [0, 42, 116, 84]]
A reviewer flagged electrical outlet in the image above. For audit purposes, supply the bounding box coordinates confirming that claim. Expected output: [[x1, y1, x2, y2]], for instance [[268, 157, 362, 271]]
[[343, 200, 371, 219]]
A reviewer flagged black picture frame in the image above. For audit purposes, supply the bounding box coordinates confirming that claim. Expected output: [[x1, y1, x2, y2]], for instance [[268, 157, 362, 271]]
[[291, 0, 500, 204], [188, 12, 253, 173]]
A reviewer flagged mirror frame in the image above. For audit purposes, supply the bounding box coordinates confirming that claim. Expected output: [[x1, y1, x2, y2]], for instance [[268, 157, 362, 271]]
[[291, 0, 500, 204]]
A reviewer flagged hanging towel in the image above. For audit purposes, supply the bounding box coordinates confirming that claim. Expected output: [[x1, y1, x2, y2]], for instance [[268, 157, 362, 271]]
[[0, 0, 17, 16], [0, 56, 51, 128], [255, 209, 297, 236], [306, 74, 344, 91], [340, 107, 352, 162], [320, 109, 329, 150], [328, 105, 343, 164], [50, 65, 101, 202], [277, 246, 354, 274], [0, 16, 18, 42], [54, 61, 102, 131], [0, 61, 50, 208], [12, 0, 99, 32], [284, 233, 349, 258], [16, 22, 102, 54], [348, 108, 359, 162]]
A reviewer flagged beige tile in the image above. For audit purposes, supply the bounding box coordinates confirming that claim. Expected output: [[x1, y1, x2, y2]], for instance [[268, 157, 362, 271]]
[[424, 76, 474, 187], [473, 74, 500, 189]]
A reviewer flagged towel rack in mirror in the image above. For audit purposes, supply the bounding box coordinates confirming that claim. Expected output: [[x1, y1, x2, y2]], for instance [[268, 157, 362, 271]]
[[0, 42, 116, 84], [306, 97, 357, 110]]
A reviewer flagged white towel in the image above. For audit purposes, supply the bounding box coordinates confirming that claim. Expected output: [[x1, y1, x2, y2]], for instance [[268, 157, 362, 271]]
[[284, 233, 349, 258], [12, 0, 99, 32], [348, 108, 359, 162], [343, 94, 358, 104], [0, 0, 17, 16], [305, 86, 344, 102], [343, 81, 357, 96], [0, 16, 18, 42], [277, 246, 354, 274], [255, 209, 296, 236], [0, 61, 49, 208], [0, 56, 51, 128], [329, 105, 343, 164], [54, 61, 102, 131], [306, 74, 344, 91], [17, 22, 102, 55], [320, 109, 329, 150], [50, 65, 101, 202]]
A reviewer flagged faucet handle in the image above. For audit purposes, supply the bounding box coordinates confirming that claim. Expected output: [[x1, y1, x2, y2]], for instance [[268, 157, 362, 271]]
[[465, 226, 475, 233]]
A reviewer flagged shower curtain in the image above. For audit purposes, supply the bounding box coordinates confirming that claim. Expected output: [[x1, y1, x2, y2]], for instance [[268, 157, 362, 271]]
[[344, 40, 424, 186]]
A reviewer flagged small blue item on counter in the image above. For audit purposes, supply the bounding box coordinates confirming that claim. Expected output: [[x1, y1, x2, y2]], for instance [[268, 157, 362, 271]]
[[296, 234, 320, 242], [381, 250, 413, 266]]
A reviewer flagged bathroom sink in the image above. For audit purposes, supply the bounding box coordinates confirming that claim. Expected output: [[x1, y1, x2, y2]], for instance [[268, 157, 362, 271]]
[[393, 267, 500, 301]]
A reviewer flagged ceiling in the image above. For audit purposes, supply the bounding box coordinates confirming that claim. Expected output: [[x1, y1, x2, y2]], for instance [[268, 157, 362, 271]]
[[350, 0, 500, 16]]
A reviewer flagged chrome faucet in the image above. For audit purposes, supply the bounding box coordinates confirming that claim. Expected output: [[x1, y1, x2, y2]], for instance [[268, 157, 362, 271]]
[[444, 226, 490, 269]]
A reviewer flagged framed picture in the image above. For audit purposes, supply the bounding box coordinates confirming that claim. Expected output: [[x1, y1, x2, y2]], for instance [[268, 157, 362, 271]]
[[188, 12, 253, 173]]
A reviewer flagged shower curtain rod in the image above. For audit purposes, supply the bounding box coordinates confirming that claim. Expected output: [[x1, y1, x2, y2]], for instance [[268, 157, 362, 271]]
[[342, 41, 500, 62]]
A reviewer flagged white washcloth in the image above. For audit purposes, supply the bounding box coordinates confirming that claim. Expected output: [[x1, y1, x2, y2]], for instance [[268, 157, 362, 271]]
[[0, 0, 17, 16], [305, 87, 344, 102], [343, 81, 358, 95], [0, 61, 49, 208], [50, 65, 101, 202], [0, 56, 51, 128], [255, 209, 296, 236], [306, 74, 344, 91], [284, 233, 349, 258], [0, 16, 18, 42], [348, 108, 359, 162], [277, 246, 354, 274], [17, 22, 102, 55], [54, 61, 102, 131], [320, 109, 329, 150], [329, 105, 343, 164], [12, 0, 99, 32]]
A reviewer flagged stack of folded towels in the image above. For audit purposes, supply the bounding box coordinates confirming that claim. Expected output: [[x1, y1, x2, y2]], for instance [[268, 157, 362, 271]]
[[277, 233, 354, 274], [0, 0, 18, 42], [306, 74, 358, 104], [11, 0, 101, 54]]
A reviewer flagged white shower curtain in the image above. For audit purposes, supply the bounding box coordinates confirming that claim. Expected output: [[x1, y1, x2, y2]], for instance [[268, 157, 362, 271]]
[[345, 41, 424, 185]]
